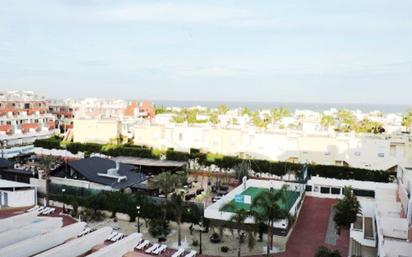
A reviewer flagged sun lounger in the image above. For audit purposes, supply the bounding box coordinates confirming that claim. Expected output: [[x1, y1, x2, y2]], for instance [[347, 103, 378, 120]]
[[48, 208, 56, 215], [136, 240, 150, 250], [184, 250, 197, 257], [27, 205, 39, 212], [37, 206, 46, 213], [77, 228, 91, 237], [111, 232, 123, 242], [41, 207, 52, 215], [107, 231, 118, 241], [145, 243, 159, 254], [172, 248, 186, 257], [153, 245, 167, 255]]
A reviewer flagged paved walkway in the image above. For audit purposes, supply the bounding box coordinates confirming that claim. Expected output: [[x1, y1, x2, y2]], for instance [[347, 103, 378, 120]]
[[273, 196, 349, 257]]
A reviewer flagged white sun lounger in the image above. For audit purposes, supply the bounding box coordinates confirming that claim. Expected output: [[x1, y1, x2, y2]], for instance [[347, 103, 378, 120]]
[[145, 243, 159, 254], [184, 250, 197, 257], [172, 248, 186, 257], [136, 240, 150, 250], [107, 231, 118, 241], [48, 207, 56, 215], [27, 205, 39, 212], [37, 206, 46, 213], [153, 245, 167, 255], [77, 228, 91, 237], [111, 232, 123, 242], [40, 207, 52, 215]]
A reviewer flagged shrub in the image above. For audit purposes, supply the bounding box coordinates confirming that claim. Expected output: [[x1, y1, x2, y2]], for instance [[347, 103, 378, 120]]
[[221, 246, 230, 253], [192, 239, 199, 247], [33, 136, 62, 149]]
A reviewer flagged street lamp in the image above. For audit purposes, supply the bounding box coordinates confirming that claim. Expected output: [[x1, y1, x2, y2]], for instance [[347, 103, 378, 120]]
[[198, 219, 204, 255], [1, 139, 8, 159], [61, 188, 66, 213], [136, 205, 141, 233]]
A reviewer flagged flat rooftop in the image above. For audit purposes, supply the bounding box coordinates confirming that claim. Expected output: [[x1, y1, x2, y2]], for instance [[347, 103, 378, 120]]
[[112, 156, 186, 168]]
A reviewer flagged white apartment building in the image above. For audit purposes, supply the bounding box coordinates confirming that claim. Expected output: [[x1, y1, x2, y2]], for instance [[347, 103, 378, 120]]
[[0, 91, 57, 146], [134, 123, 412, 170]]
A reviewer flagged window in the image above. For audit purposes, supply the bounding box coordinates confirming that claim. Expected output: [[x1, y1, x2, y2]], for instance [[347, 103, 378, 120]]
[[354, 151, 360, 156], [353, 189, 375, 198], [331, 187, 341, 195], [178, 133, 183, 141], [364, 217, 374, 239], [353, 215, 363, 230], [320, 187, 330, 194], [305, 185, 312, 192], [24, 103, 30, 109], [378, 153, 384, 158]]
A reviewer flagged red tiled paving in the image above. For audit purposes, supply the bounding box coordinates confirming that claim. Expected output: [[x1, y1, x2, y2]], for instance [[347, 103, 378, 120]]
[[202, 196, 349, 257], [0, 207, 27, 219], [273, 196, 349, 257], [38, 206, 77, 226]]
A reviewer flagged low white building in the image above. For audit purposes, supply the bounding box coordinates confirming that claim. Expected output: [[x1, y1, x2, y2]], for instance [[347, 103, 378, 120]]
[[0, 179, 37, 208]]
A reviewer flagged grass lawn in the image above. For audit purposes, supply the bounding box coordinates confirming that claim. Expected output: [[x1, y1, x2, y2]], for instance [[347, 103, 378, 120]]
[[220, 187, 300, 214]]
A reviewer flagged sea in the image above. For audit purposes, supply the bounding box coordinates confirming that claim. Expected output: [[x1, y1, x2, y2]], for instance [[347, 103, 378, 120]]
[[151, 100, 411, 114]]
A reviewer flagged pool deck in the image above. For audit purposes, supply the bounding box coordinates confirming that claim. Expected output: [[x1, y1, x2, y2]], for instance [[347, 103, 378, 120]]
[[221, 187, 300, 213]]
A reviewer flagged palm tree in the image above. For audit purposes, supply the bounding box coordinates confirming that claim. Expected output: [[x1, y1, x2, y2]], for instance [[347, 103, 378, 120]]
[[334, 186, 361, 234], [314, 246, 341, 257], [226, 206, 255, 257], [151, 172, 178, 220], [271, 107, 290, 124], [251, 185, 290, 257], [169, 192, 185, 246], [402, 109, 412, 132], [320, 115, 336, 129]]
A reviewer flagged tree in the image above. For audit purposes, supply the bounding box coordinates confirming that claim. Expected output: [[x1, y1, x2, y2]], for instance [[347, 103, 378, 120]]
[[226, 207, 255, 257], [217, 105, 229, 115], [251, 186, 290, 257], [241, 107, 252, 116], [252, 111, 270, 128], [148, 218, 171, 239], [150, 172, 179, 230], [336, 109, 356, 132], [169, 192, 185, 246], [354, 119, 384, 134], [402, 109, 412, 132], [333, 186, 361, 234], [271, 107, 290, 123], [209, 112, 219, 125], [234, 160, 251, 183], [320, 115, 336, 129], [314, 246, 341, 257]]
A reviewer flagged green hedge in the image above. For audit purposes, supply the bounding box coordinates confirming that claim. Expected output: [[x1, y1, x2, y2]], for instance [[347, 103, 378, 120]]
[[33, 136, 62, 149], [49, 189, 203, 223]]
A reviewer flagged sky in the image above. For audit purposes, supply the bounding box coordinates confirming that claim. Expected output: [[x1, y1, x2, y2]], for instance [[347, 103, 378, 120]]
[[0, 0, 411, 104]]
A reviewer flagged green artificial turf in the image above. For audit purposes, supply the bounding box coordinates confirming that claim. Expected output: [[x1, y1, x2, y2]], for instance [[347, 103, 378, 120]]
[[220, 187, 300, 214]]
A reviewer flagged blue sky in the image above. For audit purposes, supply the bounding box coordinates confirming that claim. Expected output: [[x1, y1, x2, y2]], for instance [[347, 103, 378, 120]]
[[0, 0, 411, 104]]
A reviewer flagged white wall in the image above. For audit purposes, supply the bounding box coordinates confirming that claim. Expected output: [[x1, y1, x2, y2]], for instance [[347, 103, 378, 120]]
[[0, 189, 36, 207]]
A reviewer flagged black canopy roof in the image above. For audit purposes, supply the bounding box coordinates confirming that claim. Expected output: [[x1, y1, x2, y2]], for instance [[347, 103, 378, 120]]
[[68, 157, 147, 190], [0, 158, 12, 169]]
